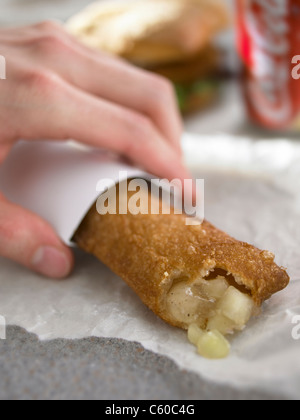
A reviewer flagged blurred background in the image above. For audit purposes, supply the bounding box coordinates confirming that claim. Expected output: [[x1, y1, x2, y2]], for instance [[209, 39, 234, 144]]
[[0, 0, 261, 138], [1, 0, 298, 139]]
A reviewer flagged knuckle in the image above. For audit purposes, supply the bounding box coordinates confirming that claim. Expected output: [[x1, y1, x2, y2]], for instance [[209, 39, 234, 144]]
[[121, 112, 155, 154], [149, 74, 174, 96], [24, 69, 61, 95], [128, 113, 154, 137], [35, 20, 62, 33], [0, 216, 19, 244], [144, 74, 175, 110], [35, 33, 68, 54]]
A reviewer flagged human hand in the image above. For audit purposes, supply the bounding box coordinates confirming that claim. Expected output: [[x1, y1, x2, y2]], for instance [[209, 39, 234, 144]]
[[0, 21, 191, 278]]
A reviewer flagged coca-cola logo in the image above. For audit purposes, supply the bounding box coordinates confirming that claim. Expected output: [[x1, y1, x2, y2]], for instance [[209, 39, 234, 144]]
[[245, 0, 292, 125], [247, 0, 290, 56]]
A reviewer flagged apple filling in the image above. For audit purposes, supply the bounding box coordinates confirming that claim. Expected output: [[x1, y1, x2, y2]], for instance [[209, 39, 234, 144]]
[[166, 269, 255, 359]]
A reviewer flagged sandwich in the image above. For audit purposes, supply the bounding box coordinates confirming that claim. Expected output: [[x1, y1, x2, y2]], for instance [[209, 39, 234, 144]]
[[66, 0, 230, 114]]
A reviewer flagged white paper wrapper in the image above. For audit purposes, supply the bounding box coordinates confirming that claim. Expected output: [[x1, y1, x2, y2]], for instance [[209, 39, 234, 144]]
[[0, 140, 149, 245], [0, 133, 299, 399]]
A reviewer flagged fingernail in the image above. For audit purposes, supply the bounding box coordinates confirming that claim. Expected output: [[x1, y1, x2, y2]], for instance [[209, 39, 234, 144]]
[[31, 246, 71, 278]]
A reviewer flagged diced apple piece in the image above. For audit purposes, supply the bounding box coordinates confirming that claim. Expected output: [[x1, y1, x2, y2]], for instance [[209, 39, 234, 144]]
[[187, 323, 204, 346], [197, 330, 230, 359], [207, 314, 236, 335], [202, 277, 229, 300], [218, 286, 254, 327]]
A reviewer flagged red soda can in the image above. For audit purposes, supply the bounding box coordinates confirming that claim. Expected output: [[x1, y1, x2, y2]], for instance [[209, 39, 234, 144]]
[[236, 0, 300, 132]]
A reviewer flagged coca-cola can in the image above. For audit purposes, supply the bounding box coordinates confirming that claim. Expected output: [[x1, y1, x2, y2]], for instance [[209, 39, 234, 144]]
[[236, 0, 300, 132]]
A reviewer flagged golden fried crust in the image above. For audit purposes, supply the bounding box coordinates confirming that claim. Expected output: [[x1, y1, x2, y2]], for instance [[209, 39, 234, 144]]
[[74, 188, 289, 329]]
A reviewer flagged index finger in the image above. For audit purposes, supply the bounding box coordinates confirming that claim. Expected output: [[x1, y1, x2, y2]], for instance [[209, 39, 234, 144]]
[[20, 71, 191, 186]]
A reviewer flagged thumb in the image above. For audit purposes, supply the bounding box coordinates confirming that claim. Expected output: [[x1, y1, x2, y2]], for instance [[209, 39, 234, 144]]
[[0, 195, 73, 278]]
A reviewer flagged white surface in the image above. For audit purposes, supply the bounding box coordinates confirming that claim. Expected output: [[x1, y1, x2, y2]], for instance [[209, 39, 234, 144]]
[[0, 133, 299, 399]]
